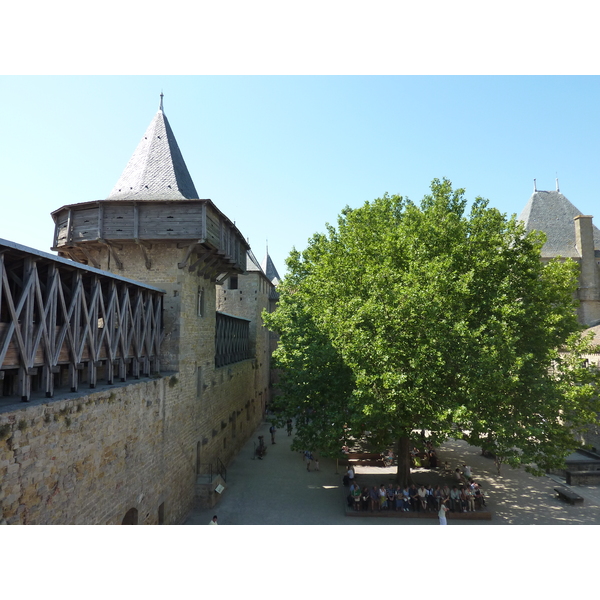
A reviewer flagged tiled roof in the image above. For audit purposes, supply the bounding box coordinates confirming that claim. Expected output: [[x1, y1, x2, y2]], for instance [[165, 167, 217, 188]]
[[106, 107, 198, 201], [518, 190, 600, 258]]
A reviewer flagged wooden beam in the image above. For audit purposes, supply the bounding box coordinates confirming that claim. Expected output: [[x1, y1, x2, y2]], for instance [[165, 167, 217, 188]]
[[97, 203, 104, 240], [189, 249, 218, 274], [135, 240, 152, 270], [78, 245, 101, 269], [66, 209, 73, 244], [178, 240, 205, 269], [133, 203, 139, 240], [99, 240, 123, 270]]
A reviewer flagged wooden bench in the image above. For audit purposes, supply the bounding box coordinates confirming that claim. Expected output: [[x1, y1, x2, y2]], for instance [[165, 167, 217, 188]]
[[345, 452, 386, 467], [554, 486, 584, 505]]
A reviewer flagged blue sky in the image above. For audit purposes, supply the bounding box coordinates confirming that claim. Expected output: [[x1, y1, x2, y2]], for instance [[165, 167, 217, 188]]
[[1, 75, 598, 277]]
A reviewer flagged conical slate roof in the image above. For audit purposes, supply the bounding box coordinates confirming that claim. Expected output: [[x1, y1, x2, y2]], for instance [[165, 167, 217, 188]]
[[107, 98, 199, 201], [261, 251, 280, 285], [519, 189, 600, 258]]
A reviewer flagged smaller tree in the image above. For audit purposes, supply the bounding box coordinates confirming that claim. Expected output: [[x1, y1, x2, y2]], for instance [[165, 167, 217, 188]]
[[267, 251, 357, 458]]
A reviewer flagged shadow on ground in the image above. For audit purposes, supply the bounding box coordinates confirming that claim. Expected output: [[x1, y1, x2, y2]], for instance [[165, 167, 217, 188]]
[[184, 421, 600, 525]]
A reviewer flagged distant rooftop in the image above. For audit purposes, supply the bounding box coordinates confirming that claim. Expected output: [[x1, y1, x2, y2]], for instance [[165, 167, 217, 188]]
[[261, 251, 281, 285], [519, 188, 600, 258], [107, 95, 199, 201]]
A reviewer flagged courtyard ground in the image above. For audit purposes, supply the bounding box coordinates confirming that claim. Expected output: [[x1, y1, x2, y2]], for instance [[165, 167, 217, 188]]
[[184, 418, 600, 525]]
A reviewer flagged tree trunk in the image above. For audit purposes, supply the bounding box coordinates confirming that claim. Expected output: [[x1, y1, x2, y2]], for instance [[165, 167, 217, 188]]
[[395, 436, 414, 487]]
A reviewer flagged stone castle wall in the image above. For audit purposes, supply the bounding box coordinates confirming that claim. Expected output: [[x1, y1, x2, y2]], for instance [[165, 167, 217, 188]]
[[1, 378, 178, 524], [217, 270, 272, 402], [1, 357, 264, 524], [1, 241, 272, 524]]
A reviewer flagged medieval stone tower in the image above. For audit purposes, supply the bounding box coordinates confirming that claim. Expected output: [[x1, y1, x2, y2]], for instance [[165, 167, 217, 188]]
[[0, 97, 279, 524]]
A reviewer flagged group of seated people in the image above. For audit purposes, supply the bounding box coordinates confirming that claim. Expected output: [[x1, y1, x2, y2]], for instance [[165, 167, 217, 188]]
[[348, 478, 486, 513], [410, 442, 439, 469]]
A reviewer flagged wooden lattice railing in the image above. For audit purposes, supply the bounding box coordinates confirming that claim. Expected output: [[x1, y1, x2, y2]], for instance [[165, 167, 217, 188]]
[[0, 239, 164, 402], [215, 311, 251, 368]]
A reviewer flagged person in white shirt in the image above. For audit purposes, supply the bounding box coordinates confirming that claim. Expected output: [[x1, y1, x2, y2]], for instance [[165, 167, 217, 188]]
[[438, 500, 449, 525]]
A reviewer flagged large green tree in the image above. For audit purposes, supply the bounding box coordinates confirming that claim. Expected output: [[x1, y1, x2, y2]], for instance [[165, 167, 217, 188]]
[[264, 179, 599, 485]]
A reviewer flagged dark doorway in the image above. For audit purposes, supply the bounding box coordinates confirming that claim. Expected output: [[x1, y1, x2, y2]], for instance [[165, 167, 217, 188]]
[[121, 507, 138, 524]]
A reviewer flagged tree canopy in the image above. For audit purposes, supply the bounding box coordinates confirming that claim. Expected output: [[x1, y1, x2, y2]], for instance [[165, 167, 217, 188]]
[[264, 179, 599, 484]]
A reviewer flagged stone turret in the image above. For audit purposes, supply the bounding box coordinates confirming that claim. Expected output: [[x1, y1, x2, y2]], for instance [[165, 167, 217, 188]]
[[49, 97, 270, 479], [50, 98, 250, 371]]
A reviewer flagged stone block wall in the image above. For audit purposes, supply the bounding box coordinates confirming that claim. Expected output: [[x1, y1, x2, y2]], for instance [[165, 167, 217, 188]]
[[216, 270, 273, 414], [0, 378, 184, 524], [0, 358, 265, 524]]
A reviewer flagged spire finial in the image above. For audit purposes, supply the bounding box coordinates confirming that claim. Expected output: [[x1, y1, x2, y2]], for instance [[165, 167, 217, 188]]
[[533, 178, 537, 192], [159, 91, 164, 112], [556, 175, 560, 192]]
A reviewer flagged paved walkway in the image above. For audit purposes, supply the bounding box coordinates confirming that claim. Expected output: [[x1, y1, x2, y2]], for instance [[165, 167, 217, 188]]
[[184, 418, 600, 525]]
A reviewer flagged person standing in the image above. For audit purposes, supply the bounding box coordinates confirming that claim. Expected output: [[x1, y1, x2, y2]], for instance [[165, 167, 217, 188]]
[[438, 501, 449, 525], [463, 464, 472, 480], [347, 465, 355, 486], [269, 424, 276, 444], [286, 419, 293, 436], [306, 451, 313, 471]]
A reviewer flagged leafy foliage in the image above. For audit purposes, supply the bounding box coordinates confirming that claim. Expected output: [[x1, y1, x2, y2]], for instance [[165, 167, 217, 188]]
[[264, 179, 600, 477]]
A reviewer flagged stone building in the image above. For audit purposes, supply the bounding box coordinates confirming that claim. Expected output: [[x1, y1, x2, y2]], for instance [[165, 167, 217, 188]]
[[519, 180, 600, 326], [0, 98, 279, 524], [519, 181, 600, 451]]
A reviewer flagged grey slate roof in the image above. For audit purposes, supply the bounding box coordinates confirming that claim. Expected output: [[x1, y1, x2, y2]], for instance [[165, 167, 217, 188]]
[[518, 190, 600, 258], [107, 108, 199, 201], [246, 249, 263, 273], [261, 252, 281, 285]]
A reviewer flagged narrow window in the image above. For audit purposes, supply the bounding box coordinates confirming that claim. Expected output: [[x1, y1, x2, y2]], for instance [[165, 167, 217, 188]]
[[229, 275, 238, 290]]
